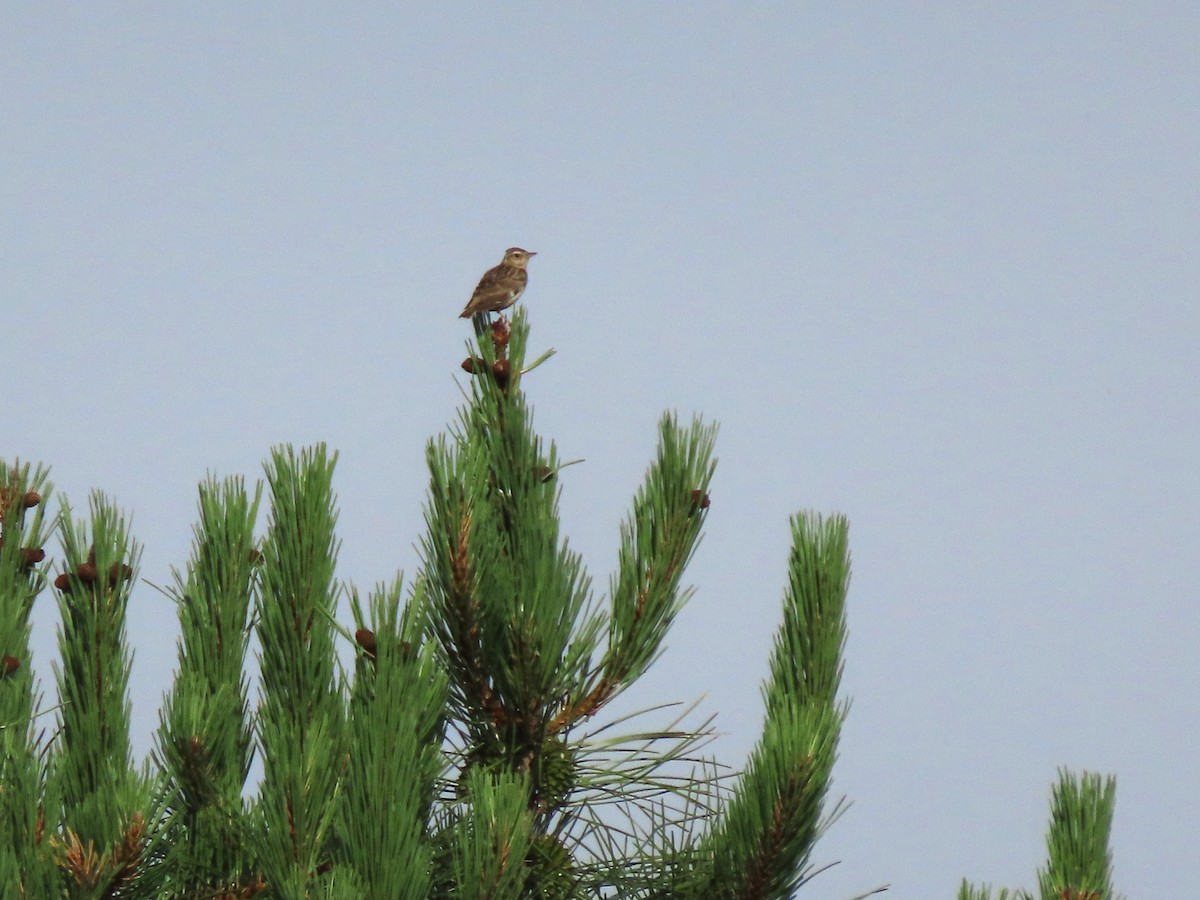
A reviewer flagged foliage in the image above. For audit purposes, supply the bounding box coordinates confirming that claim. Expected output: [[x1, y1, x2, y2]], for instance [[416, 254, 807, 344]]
[[0, 311, 1118, 898], [959, 769, 1121, 900]]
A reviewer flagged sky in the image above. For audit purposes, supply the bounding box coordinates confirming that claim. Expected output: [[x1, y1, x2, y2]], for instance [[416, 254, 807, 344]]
[[4, 4, 1198, 896]]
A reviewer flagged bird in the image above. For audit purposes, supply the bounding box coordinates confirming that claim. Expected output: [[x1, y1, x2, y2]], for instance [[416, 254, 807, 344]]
[[460, 247, 537, 323]]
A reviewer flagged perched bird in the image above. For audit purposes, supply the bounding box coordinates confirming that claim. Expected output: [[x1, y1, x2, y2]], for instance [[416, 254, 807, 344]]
[[460, 247, 537, 323]]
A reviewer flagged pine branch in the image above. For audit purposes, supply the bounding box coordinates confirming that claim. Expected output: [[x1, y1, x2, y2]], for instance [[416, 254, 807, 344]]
[[696, 512, 850, 899], [339, 578, 448, 899], [559, 414, 716, 731], [427, 310, 597, 760], [253, 444, 346, 895], [959, 769, 1120, 900], [153, 475, 261, 895], [48, 492, 156, 891], [1036, 770, 1119, 900], [443, 770, 535, 900], [0, 460, 59, 896], [764, 513, 850, 716]]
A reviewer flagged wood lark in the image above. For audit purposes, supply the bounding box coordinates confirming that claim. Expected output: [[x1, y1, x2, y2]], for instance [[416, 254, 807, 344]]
[[460, 247, 536, 322]]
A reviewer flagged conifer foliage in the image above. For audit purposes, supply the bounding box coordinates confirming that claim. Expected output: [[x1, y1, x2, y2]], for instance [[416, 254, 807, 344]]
[[0, 311, 1119, 898], [959, 770, 1122, 900]]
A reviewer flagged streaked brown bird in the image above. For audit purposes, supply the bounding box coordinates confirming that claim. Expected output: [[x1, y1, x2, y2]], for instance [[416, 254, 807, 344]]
[[460, 247, 537, 321]]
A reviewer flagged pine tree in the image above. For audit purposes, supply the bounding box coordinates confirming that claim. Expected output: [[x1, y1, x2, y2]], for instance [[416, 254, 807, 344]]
[[0, 310, 1119, 897]]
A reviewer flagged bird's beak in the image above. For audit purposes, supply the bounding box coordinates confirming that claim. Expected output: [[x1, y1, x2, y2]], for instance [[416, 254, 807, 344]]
[[527, 251, 537, 256]]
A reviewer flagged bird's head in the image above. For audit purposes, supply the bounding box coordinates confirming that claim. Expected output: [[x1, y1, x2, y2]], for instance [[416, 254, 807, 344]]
[[503, 247, 536, 268]]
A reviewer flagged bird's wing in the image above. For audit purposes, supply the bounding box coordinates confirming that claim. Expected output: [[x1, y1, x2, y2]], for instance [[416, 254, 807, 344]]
[[460, 267, 524, 316]]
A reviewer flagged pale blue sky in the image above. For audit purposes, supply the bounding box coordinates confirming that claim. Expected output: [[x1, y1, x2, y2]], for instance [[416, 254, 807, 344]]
[[5, 5, 1198, 896]]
